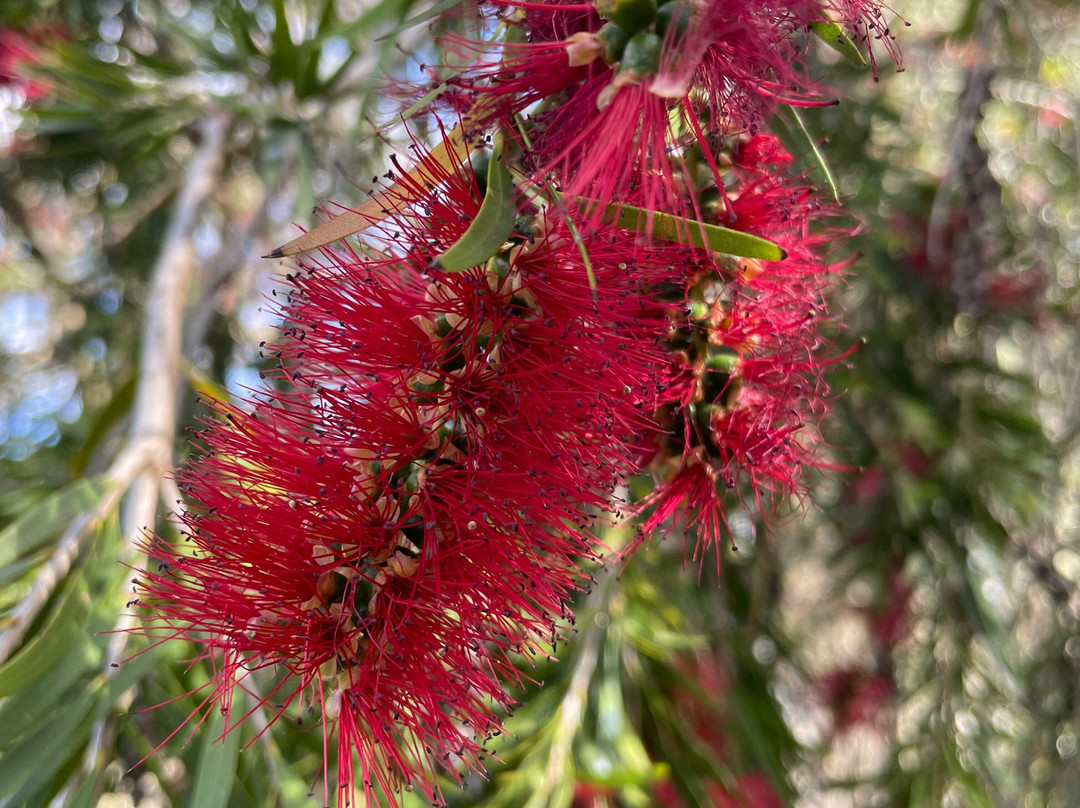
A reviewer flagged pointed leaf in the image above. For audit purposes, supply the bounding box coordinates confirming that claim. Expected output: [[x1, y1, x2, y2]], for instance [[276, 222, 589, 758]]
[[0, 476, 110, 568], [181, 360, 232, 406], [189, 709, 243, 808], [0, 632, 99, 750], [266, 122, 477, 257], [787, 107, 840, 203], [0, 684, 98, 806], [71, 376, 136, 475], [436, 146, 517, 272], [375, 0, 462, 41], [809, 20, 867, 66], [611, 205, 786, 261], [269, 0, 298, 85]]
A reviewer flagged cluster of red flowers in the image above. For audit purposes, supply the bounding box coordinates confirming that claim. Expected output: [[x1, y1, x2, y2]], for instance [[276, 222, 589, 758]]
[[134, 0, 899, 804]]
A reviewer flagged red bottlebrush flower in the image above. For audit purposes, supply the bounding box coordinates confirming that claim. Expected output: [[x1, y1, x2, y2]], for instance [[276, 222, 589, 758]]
[[634, 155, 849, 561], [435, 0, 898, 220], [0, 26, 60, 101], [816, 667, 894, 732], [871, 571, 912, 645], [133, 135, 697, 805], [650, 779, 692, 808], [827, 0, 906, 75], [983, 266, 1046, 313], [732, 133, 794, 169]]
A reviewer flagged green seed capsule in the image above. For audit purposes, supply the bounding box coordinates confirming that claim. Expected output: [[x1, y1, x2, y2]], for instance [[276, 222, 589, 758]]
[[655, 0, 692, 38], [597, 21, 630, 63], [688, 299, 710, 321], [621, 31, 663, 76], [595, 0, 657, 35], [706, 346, 740, 373]]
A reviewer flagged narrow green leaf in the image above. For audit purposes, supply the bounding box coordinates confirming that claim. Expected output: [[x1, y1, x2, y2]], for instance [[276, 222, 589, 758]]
[[0, 632, 99, 751], [324, 0, 421, 44], [0, 476, 110, 568], [0, 512, 122, 698], [436, 146, 517, 272], [612, 205, 786, 261], [375, 0, 460, 41], [787, 107, 840, 203], [60, 774, 102, 808], [0, 552, 45, 589], [269, 0, 298, 85], [189, 709, 243, 808], [0, 685, 98, 807], [809, 20, 867, 66], [0, 572, 90, 698], [181, 360, 232, 407], [71, 375, 136, 475], [0, 644, 159, 808], [398, 81, 449, 123], [315, 0, 340, 39]]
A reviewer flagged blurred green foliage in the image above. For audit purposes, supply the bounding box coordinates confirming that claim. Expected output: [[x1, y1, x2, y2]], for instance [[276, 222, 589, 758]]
[[1, 0, 1079, 806]]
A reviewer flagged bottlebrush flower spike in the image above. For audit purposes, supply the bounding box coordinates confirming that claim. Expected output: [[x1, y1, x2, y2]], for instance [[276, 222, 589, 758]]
[[634, 139, 849, 564], [133, 134, 702, 805], [433, 0, 899, 221]]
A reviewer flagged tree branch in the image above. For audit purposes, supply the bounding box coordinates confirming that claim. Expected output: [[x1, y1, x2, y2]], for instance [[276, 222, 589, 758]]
[[0, 114, 229, 669]]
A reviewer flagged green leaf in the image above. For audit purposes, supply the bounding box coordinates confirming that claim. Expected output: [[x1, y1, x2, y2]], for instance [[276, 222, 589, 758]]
[[0, 572, 89, 700], [436, 144, 517, 272], [398, 81, 449, 123], [269, 0, 298, 86], [809, 20, 867, 67], [0, 641, 162, 808], [70, 375, 136, 475], [0, 511, 122, 698], [324, 0, 422, 44], [375, 0, 460, 41], [189, 708, 243, 808], [0, 476, 110, 568], [786, 107, 840, 203], [61, 774, 103, 808], [611, 205, 786, 261], [0, 552, 46, 589], [0, 684, 98, 808], [0, 632, 99, 750], [181, 360, 232, 406]]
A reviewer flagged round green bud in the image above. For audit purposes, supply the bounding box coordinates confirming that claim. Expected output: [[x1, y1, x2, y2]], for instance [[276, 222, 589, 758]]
[[655, 0, 692, 38], [597, 21, 630, 63], [595, 0, 657, 35], [621, 31, 663, 76], [706, 346, 740, 373]]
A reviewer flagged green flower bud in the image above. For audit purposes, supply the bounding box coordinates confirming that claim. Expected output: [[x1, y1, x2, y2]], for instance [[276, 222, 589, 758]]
[[706, 346, 740, 373], [595, 0, 657, 35], [655, 0, 691, 38], [597, 21, 630, 63], [621, 31, 663, 76]]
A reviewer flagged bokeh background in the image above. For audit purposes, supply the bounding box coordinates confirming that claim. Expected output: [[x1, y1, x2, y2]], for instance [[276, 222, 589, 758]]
[[1, 0, 1079, 806]]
